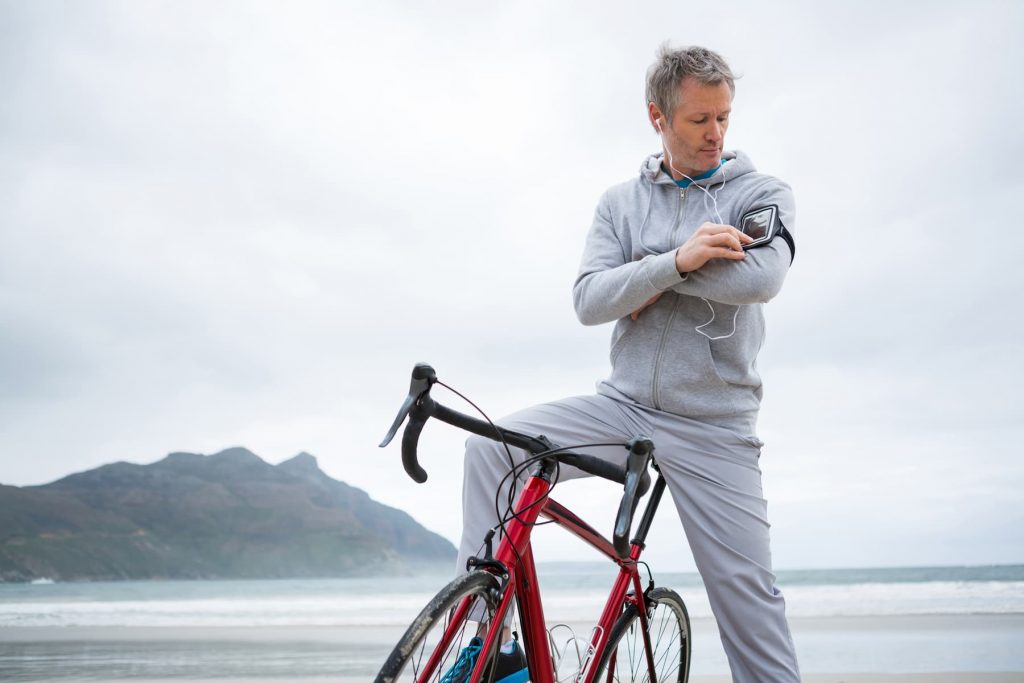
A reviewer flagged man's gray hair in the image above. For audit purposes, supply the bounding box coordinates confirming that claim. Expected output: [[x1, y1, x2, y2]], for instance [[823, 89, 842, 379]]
[[645, 44, 736, 123]]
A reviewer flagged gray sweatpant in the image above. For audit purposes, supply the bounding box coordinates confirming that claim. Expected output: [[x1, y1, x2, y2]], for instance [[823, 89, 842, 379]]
[[457, 393, 800, 683]]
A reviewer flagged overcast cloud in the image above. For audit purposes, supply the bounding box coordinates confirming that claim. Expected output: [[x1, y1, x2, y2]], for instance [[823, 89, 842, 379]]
[[2, 0, 1022, 571]]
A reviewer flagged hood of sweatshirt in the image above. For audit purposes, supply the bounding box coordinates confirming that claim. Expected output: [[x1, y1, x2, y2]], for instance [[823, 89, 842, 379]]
[[639, 150, 757, 188]]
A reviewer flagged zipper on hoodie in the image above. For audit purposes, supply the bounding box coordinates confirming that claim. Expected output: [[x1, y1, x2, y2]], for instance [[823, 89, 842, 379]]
[[651, 186, 687, 409], [651, 297, 679, 409], [668, 187, 687, 248]]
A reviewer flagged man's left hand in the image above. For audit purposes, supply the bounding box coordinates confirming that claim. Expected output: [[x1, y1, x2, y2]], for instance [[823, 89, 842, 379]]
[[630, 293, 662, 320]]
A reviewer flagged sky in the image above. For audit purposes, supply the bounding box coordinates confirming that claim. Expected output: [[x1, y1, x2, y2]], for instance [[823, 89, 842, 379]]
[[2, 0, 1023, 572]]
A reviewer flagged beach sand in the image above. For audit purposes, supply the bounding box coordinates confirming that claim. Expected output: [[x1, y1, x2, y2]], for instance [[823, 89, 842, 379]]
[[2, 615, 1022, 681], [697, 677, 1024, 682], [113, 676, 1024, 683], [181, 674, 1019, 681], [122, 675, 1024, 682]]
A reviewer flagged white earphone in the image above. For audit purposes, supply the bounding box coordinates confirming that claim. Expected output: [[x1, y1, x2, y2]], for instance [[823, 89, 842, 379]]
[[654, 112, 739, 341]]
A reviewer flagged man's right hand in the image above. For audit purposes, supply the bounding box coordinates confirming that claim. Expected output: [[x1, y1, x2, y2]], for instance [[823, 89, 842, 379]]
[[674, 222, 753, 275]]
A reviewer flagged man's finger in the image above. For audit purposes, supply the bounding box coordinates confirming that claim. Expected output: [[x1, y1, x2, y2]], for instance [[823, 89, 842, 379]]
[[700, 222, 733, 234], [707, 224, 753, 246], [715, 247, 746, 260], [701, 232, 743, 252]]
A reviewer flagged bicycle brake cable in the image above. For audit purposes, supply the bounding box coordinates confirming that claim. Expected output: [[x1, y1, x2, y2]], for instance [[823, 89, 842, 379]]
[[495, 441, 629, 531], [487, 440, 625, 586], [434, 379, 531, 573], [435, 379, 521, 500], [434, 379, 631, 578]]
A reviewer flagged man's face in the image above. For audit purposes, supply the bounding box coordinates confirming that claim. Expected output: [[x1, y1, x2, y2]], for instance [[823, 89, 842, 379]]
[[652, 77, 733, 180]]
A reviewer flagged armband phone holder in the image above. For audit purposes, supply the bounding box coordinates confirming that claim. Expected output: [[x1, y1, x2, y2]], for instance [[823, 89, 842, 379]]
[[739, 204, 795, 263]]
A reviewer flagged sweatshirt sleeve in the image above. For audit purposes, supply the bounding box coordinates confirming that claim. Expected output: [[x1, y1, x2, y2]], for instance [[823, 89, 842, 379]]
[[572, 191, 684, 326], [670, 179, 796, 305]]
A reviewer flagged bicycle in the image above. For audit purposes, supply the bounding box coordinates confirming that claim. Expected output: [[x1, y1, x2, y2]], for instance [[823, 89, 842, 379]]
[[375, 363, 692, 683]]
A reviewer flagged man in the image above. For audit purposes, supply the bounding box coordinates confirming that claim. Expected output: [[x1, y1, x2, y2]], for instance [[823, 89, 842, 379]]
[[458, 45, 800, 682]]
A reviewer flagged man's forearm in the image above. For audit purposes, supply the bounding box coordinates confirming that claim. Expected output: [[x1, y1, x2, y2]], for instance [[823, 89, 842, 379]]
[[671, 241, 791, 304], [573, 250, 683, 325]]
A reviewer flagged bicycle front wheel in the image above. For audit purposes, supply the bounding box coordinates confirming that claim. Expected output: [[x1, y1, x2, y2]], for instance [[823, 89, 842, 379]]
[[593, 586, 691, 682], [375, 570, 502, 683]]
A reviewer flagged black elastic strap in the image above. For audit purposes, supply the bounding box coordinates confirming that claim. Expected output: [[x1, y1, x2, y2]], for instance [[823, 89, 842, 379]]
[[778, 223, 795, 264]]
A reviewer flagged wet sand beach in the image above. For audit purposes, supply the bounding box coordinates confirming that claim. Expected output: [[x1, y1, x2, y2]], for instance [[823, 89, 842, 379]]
[[2, 613, 1022, 681]]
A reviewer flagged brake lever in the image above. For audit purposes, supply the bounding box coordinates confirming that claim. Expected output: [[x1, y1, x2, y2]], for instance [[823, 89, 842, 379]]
[[613, 437, 654, 559], [379, 363, 437, 448]]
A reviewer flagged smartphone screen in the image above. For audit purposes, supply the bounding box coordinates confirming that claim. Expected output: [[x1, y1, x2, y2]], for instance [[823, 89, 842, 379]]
[[739, 205, 777, 248]]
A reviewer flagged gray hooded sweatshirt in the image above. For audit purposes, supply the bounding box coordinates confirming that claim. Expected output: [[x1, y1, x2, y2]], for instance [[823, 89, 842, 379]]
[[573, 150, 795, 437]]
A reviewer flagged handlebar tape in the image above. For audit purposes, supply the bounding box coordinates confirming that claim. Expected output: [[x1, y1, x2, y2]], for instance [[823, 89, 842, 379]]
[[559, 452, 651, 496], [401, 411, 429, 483], [400, 398, 435, 484]]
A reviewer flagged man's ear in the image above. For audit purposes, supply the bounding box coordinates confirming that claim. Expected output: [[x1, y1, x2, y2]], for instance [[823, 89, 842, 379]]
[[648, 102, 664, 133]]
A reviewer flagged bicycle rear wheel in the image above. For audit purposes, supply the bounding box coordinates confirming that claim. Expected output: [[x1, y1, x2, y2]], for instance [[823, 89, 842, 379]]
[[375, 570, 503, 682], [593, 586, 691, 682]]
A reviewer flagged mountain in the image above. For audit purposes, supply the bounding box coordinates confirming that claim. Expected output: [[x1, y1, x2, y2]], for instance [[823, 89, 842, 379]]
[[0, 447, 455, 582]]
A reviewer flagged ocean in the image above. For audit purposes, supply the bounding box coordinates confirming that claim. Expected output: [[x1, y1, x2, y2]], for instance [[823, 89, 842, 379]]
[[1, 564, 1022, 680]]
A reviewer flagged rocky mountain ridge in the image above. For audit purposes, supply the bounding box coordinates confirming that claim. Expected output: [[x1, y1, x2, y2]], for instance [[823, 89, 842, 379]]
[[0, 447, 455, 582]]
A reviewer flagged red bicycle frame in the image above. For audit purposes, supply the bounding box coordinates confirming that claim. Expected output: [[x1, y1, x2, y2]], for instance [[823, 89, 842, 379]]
[[458, 459, 668, 683], [380, 364, 666, 683]]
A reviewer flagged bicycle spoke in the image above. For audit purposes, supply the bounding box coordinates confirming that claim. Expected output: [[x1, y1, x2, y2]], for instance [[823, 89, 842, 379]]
[[651, 610, 677, 675], [594, 588, 690, 683], [375, 573, 500, 683]]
